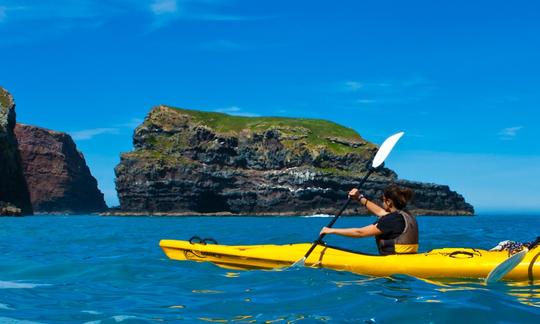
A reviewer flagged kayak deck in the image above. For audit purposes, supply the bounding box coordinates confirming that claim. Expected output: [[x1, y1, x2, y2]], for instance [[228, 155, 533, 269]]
[[159, 240, 540, 282]]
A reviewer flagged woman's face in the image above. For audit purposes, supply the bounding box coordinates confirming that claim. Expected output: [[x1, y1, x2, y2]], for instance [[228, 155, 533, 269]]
[[382, 195, 392, 211]]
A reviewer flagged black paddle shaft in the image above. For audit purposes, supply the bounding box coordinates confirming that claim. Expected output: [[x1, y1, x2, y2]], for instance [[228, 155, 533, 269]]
[[302, 167, 377, 260]]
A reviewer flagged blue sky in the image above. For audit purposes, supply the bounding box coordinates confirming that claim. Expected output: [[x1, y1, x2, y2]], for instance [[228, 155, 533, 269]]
[[1, 0, 539, 213]]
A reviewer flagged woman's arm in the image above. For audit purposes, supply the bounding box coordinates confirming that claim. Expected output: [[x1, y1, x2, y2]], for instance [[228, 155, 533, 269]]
[[320, 224, 382, 238], [362, 198, 388, 217], [349, 188, 387, 217]]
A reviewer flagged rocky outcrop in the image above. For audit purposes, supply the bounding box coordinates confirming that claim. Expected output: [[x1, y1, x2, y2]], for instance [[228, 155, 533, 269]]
[[14, 124, 107, 214], [0, 202, 22, 216], [114, 106, 474, 216], [0, 87, 32, 215]]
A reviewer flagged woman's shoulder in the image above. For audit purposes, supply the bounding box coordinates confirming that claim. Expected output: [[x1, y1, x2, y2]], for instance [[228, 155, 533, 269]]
[[379, 211, 405, 223], [383, 211, 408, 224], [385, 211, 403, 217]]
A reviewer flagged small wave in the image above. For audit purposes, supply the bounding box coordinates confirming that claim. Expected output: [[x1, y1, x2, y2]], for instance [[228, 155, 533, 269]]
[[0, 317, 43, 324], [0, 303, 14, 310], [301, 214, 332, 218], [81, 310, 102, 315], [112, 315, 139, 322], [0, 281, 50, 289]]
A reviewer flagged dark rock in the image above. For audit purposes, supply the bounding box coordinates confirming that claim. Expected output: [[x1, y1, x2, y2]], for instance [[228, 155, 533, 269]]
[[115, 106, 475, 216], [14, 124, 107, 214], [0, 87, 33, 215], [0, 201, 22, 216]]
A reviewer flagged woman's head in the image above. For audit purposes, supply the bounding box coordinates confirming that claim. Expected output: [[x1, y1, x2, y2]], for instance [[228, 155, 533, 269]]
[[381, 184, 413, 210]]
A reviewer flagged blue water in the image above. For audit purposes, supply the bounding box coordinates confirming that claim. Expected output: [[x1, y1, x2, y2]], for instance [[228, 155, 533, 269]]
[[0, 214, 539, 323]]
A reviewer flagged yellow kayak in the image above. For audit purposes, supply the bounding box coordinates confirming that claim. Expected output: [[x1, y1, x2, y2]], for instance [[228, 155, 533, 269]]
[[159, 239, 540, 282]]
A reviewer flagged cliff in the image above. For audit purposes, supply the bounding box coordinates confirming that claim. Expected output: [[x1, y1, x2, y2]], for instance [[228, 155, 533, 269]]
[[114, 106, 474, 216], [14, 124, 107, 214], [0, 87, 32, 216]]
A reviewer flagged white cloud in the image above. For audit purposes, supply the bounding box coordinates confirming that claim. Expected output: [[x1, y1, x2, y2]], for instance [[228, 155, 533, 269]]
[[144, 0, 265, 31], [195, 13, 256, 21], [339, 76, 435, 107], [70, 128, 119, 140], [118, 118, 144, 128], [498, 126, 523, 140], [150, 0, 178, 15], [0, 4, 31, 24], [214, 106, 259, 117], [344, 81, 364, 91], [0, 2, 112, 44], [0, 1, 102, 21], [342, 80, 393, 92], [69, 118, 144, 141], [216, 106, 241, 113], [356, 99, 377, 104], [0, 1, 259, 38], [343, 78, 428, 92]]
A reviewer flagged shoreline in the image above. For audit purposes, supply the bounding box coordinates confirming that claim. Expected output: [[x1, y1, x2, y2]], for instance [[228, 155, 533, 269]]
[[100, 209, 475, 217]]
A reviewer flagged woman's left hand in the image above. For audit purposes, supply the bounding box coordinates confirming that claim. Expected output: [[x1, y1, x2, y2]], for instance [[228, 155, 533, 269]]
[[320, 227, 334, 235]]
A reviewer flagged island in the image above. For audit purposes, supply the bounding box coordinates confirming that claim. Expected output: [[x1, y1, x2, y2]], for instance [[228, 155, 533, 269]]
[[113, 106, 474, 216]]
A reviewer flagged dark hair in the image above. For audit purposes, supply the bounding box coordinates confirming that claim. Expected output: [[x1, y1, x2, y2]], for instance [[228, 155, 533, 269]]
[[383, 184, 413, 210]]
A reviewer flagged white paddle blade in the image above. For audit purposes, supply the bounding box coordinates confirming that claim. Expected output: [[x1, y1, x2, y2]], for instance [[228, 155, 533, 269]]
[[485, 249, 528, 284], [372, 132, 405, 168], [289, 257, 306, 268]]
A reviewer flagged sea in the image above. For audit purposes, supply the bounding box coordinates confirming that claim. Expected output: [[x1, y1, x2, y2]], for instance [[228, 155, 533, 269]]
[[0, 214, 539, 323]]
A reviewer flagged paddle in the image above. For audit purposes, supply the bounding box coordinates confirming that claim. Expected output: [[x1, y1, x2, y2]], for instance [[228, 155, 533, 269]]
[[485, 236, 540, 284], [291, 131, 405, 267]]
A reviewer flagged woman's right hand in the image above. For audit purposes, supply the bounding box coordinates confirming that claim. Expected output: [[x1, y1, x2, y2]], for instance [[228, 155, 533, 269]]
[[320, 227, 334, 235], [348, 188, 361, 200]]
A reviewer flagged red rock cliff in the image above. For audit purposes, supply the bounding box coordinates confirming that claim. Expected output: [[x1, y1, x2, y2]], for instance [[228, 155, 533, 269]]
[[14, 124, 107, 214]]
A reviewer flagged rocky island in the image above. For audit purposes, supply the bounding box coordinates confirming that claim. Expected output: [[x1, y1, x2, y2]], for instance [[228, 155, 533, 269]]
[[0, 86, 106, 215], [114, 106, 474, 216]]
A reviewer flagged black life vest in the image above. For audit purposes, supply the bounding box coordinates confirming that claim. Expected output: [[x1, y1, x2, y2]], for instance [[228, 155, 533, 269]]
[[376, 210, 419, 255]]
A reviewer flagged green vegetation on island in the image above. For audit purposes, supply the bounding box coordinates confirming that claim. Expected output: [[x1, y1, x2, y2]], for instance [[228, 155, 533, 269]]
[[139, 105, 376, 158], [0, 88, 12, 112]]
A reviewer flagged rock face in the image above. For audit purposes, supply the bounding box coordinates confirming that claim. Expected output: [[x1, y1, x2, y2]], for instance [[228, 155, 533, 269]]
[[14, 124, 107, 214], [115, 106, 474, 216], [0, 87, 32, 216]]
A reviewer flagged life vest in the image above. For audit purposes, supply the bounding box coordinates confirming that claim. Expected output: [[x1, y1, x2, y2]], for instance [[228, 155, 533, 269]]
[[376, 210, 419, 255]]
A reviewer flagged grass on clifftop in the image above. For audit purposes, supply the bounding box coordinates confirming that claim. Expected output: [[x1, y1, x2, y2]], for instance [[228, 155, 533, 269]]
[[0, 89, 12, 111], [156, 105, 375, 155], [168, 106, 359, 137]]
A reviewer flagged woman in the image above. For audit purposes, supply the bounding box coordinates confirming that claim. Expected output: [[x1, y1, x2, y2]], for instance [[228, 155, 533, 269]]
[[320, 184, 419, 255]]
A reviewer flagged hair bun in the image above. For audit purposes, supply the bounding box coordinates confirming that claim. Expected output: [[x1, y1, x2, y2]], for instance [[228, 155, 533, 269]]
[[383, 184, 414, 209], [400, 187, 414, 202]]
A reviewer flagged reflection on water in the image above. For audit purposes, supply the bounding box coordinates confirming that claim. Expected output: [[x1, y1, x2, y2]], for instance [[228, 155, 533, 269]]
[[225, 272, 241, 278], [198, 314, 327, 323], [199, 317, 230, 323], [507, 282, 540, 308], [332, 274, 540, 309], [192, 289, 224, 294]]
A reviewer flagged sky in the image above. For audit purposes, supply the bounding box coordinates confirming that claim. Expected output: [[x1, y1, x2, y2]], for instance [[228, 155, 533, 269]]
[[1, 0, 539, 214]]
